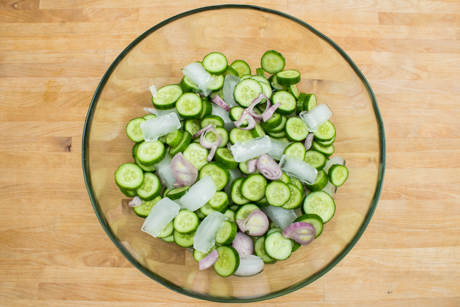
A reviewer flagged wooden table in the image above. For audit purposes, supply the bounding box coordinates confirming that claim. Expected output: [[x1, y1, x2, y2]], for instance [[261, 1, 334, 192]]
[[1, 0, 459, 306]]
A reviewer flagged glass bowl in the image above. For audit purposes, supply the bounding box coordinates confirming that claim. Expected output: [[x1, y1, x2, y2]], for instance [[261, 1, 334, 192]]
[[82, 4, 385, 303]]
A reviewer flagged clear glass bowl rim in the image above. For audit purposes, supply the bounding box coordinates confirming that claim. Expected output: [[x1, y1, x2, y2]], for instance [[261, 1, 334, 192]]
[[81, 4, 386, 303]]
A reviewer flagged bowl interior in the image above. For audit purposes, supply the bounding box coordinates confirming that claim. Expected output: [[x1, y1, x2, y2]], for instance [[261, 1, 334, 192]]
[[83, 5, 385, 302]]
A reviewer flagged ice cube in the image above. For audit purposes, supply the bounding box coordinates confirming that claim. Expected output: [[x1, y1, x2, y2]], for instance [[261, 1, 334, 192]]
[[230, 135, 272, 162], [279, 154, 318, 184], [323, 156, 346, 173], [155, 107, 183, 120], [299, 104, 333, 132], [261, 206, 297, 230], [180, 175, 217, 212], [212, 104, 235, 131], [182, 62, 212, 96], [267, 138, 291, 161], [223, 75, 240, 108], [193, 212, 228, 253], [141, 198, 180, 237], [140, 112, 181, 142], [224, 168, 243, 196], [154, 152, 177, 189]]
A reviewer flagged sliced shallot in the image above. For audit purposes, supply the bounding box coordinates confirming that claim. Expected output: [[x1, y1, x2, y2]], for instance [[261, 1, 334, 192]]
[[193, 124, 212, 139], [234, 109, 257, 130], [234, 255, 264, 277], [170, 152, 198, 186], [232, 232, 254, 255], [262, 102, 281, 122], [247, 93, 271, 120], [247, 159, 258, 173], [173, 181, 185, 188], [149, 85, 157, 98], [200, 125, 222, 161], [212, 94, 230, 112], [144, 107, 156, 115], [237, 209, 269, 236], [199, 249, 219, 270], [304, 133, 314, 151], [128, 196, 142, 208], [282, 222, 316, 245], [256, 154, 282, 180]]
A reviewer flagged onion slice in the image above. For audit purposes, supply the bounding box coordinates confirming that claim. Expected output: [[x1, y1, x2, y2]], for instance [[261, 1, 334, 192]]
[[237, 209, 269, 236], [234, 255, 264, 277], [304, 133, 314, 151], [256, 154, 282, 180], [173, 181, 185, 188], [247, 93, 271, 120], [193, 124, 212, 139], [144, 107, 156, 115], [149, 85, 157, 98], [199, 249, 219, 270], [282, 222, 316, 245], [128, 196, 142, 208], [212, 94, 230, 112], [262, 102, 281, 122], [170, 152, 198, 186], [247, 159, 258, 173], [232, 232, 254, 255], [234, 109, 257, 130], [200, 125, 222, 161]]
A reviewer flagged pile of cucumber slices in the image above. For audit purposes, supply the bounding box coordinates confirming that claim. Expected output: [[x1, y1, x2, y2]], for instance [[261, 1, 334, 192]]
[[115, 50, 349, 277]]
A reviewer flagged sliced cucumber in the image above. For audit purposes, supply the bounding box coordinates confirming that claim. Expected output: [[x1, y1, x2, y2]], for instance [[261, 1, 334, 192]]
[[194, 246, 216, 262], [224, 65, 239, 77], [166, 130, 184, 147], [254, 236, 276, 264], [265, 181, 291, 207], [126, 117, 146, 142], [207, 74, 225, 91], [223, 209, 235, 223], [304, 150, 327, 170], [311, 141, 335, 157], [314, 120, 336, 141], [276, 69, 301, 86], [174, 210, 199, 234], [265, 231, 292, 260], [161, 234, 175, 243], [255, 196, 269, 207], [328, 164, 349, 187], [132, 195, 162, 218], [281, 184, 303, 210], [251, 75, 269, 84], [234, 79, 263, 107], [135, 156, 156, 172], [157, 221, 174, 238], [241, 174, 267, 202], [215, 148, 238, 169], [302, 191, 336, 223], [290, 177, 305, 197], [200, 203, 219, 216], [115, 163, 144, 190], [295, 213, 324, 238], [231, 60, 251, 77], [267, 129, 286, 138], [169, 131, 192, 156], [203, 52, 228, 75], [213, 246, 240, 277], [136, 172, 162, 201], [238, 160, 260, 175], [280, 172, 291, 184], [173, 230, 195, 248], [229, 127, 253, 144], [273, 91, 296, 115], [205, 127, 228, 148], [251, 124, 267, 138], [264, 114, 286, 133], [180, 75, 200, 93], [198, 162, 230, 190], [176, 93, 202, 120], [306, 170, 329, 192], [195, 209, 205, 220], [285, 117, 309, 142], [235, 203, 259, 221], [137, 141, 165, 166], [167, 186, 190, 200], [284, 142, 306, 160], [183, 143, 209, 170], [199, 98, 213, 120], [288, 84, 300, 99], [302, 94, 317, 112], [152, 84, 183, 110], [261, 50, 285, 74], [316, 135, 336, 146], [229, 106, 246, 122], [215, 221, 237, 245], [257, 80, 273, 98], [261, 112, 282, 131], [143, 114, 157, 121], [201, 115, 224, 128], [230, 177, 250, 205], [120, 188, 137, 197], [208, 191, 230, 212], [256, 67, 265, 77]]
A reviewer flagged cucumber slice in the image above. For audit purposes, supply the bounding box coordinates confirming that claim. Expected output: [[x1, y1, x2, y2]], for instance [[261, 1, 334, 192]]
[[229, 128, 253, 144], [258, 80, 273, 99], [255, 196, 269, 207], [115, 163, 144, 190], [143, 114, 157, 121], [296, 94, 305, 115], [224, 65, 239, 77], [180, 75, 200, 93], [132, 195, 162, 218], [311, 141, 335, 157], [169, 131, 192, 156], [213, 246, 240, 277], [284, 142, 306, 160], [198, 162, 230, 190], [183, 143, 209, 170], [241, 174, 267, 202], [208, 191, 230, 212], [163, 189, 170, 198], [173, 210, 199, 234], [136, 141, 166, 166], [235, 204, 259, 221], [271, 75, 287, 91], [201, 115, 224, 128], [203, 52, 228, 75], [288, 84, 300, 99], [135, 156, 156, 172], [215, 221, 237, 245], [224, 209, 235, 223], [261, 50, 285, 74], [314, 120, 336, 141], [264, 114, 286, 133], [230, 177, 250, 205], [254, 236, 276, 264], [200, 203, 219, 216], [229, 204, 239, 211], [199, 98, 213, 120], [229, 106, 245, 122], [302, 94, 317, 112], [120, 188, 137, 197], [267, 227, 282, 236], [261, 112, 282, 131], [176, 93, 202, 120], [285, 117, 309, 142], [264, 231, 292, 260], [281, 184, 303, 210], [280, 172, 291, 184], [205, 127, 228, 148], [267, 129, 286, 138], [153, 84, 183, 110], [292, 241, 301, 252], [207, 74, 225, 91], [256, 68, 265, 77], [251, 124, 267, 138], [195, 209, 205, 220], [328, 164, 349, 187], [272, 91, 296, 115], [136, 172, 162, 201], [234, 79, 263, 107], [316, 135, 336, 146], [215, 148, 238, 169], [126, 117, 146, 142], [184, 119, 201, 137], [295, 213, 324, 238], [157, 221, 174, 238], [276, 69, 301, 85], [161, 234, 175, 243], [166, 130, 184, 147], [193, 246, 216, 262], [302, 191, 336, 223], [265, 181, 291, 207], [167, 186, 190, 200], [231, 60, 251, 77], [132, 143, 139, 158], [306, 170, 328, 192], [304, 150, 327, 170], [289, 177, 305, 197], [238, 160, 260, 175], [251, 75, 269, 84], [173, 230, 195, 247]]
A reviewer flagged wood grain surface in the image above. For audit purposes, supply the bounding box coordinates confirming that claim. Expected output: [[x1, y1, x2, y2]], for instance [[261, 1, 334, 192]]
[[1, 1, 459, 306]]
